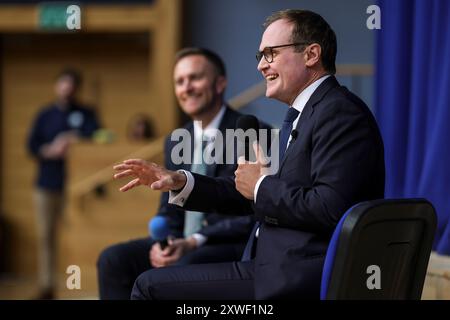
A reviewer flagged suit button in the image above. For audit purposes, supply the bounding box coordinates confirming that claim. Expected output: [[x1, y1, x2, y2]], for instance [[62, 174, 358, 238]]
[[264, 216, 278, 225]]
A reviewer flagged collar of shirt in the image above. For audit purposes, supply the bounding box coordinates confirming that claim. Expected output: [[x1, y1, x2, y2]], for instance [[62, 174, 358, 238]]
[[286, 75, 331, 148], [193, 105, 226, 145], [291, 74, 331, 115]]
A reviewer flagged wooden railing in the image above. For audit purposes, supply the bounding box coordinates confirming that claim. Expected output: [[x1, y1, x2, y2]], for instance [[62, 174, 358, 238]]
[[68, 137, 166, 200]]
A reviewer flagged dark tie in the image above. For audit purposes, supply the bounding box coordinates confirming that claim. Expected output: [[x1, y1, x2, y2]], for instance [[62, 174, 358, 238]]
[[279, 107, 300, 161], [241, 107, 300, 261]]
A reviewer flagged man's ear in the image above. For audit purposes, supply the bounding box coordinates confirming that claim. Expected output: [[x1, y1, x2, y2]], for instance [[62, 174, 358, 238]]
[[304, 43, 322, 68], [215, 75, 227, 95]]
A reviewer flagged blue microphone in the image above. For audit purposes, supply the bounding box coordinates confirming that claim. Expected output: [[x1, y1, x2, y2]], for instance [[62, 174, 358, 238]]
[[149, 216, 171, 249]]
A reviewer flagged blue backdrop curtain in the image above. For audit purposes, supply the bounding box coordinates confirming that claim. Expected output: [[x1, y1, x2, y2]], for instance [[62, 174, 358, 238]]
[[375, 0, 450, 254]]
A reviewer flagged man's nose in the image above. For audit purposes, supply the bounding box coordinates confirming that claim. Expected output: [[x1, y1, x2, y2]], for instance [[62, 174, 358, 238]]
[[180, 81, 193, 94], [185, 80, 195, 92], [257, 56, 269, 72]]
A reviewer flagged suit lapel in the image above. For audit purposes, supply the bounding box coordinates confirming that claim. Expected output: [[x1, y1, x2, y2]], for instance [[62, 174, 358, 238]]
[[206, 106, 238, 176], [278, 76, 340, 172]]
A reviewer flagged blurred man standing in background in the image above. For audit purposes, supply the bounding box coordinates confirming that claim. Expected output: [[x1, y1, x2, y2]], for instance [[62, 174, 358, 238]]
[[27, 69, 100, 299]]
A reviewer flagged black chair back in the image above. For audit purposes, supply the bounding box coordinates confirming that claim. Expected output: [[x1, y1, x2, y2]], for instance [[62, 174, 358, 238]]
[[321, 198, 436, 299]]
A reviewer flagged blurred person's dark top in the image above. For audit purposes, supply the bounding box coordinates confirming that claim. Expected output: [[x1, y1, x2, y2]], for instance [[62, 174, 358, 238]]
[[27, 102, 100, 191]]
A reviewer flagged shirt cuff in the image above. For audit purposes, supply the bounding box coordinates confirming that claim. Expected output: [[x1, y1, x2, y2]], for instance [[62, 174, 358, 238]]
[[190, 233, 207, 247], [168, 170, 194, 207], [254, 175, 267, 203]]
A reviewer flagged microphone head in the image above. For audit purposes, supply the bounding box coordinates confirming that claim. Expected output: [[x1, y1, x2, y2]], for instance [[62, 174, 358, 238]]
[[236, 115, 260, 161], [236, 115, 260, 135], [148, 216, 170, 241]]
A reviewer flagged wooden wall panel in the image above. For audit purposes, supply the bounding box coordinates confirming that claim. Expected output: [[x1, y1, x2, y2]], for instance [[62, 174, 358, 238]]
[[0, 2, 181, 297]]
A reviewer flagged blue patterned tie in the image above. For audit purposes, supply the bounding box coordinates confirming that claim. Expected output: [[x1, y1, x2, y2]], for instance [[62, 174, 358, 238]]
[[241, 107, 300, 261]]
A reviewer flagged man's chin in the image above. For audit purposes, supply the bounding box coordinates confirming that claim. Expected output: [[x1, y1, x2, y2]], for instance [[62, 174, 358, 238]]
[[181, 104, 200, 114], [265, 89, 276, 99], [184, 106, 208, 118]]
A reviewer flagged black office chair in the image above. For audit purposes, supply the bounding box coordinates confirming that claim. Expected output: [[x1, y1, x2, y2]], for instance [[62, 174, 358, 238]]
[[321, 198, 436, 300]]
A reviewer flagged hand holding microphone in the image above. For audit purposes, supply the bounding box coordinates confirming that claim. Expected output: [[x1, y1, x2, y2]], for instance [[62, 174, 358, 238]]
[[149, 216, 171, 250], [148, 216, 197, 268]]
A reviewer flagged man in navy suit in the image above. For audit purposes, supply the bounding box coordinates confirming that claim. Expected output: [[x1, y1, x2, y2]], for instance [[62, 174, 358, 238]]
[[114, 10, 385, 299], [98, 48, 259, 299]]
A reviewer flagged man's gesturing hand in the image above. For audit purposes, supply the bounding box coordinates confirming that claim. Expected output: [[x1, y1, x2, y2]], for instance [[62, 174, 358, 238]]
[[235, 142, 270, 200], [113, 159, 187, 192]]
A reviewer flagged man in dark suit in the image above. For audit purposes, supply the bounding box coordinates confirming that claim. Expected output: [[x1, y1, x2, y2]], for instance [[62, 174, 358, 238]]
[[114, 10, 385, 299], [98, 48, 259, 299]]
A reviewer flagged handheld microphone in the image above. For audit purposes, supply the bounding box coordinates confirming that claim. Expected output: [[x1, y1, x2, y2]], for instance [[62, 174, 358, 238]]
[[236, 115, 260, 161], [291, 130, 298, 140], [149, 216, 170, 249]]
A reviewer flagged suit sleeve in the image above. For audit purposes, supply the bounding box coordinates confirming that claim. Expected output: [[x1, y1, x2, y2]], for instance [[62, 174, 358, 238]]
[[154, 136, 185, 238], [255, 99, 384, 234], [183, 173, 254, 216]]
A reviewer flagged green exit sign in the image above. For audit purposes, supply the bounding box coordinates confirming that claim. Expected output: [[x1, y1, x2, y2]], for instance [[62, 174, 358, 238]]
[[38, 2, 81, 31]]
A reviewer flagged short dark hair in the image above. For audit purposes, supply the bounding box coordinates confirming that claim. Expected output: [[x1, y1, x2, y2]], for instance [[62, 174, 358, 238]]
[[57, 68, 82, 87], [264, 9, 337, 74], [174, 47, 226, 77]]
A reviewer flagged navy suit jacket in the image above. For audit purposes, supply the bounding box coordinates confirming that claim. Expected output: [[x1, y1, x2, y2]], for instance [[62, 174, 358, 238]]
[[158, 106, 267, 244], [183, 77, 385, 299]]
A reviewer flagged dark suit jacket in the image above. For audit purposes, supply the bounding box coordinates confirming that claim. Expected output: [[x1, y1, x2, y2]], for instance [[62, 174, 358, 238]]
[[157, 106, 268, 244], [183, 77, 385, 299]]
